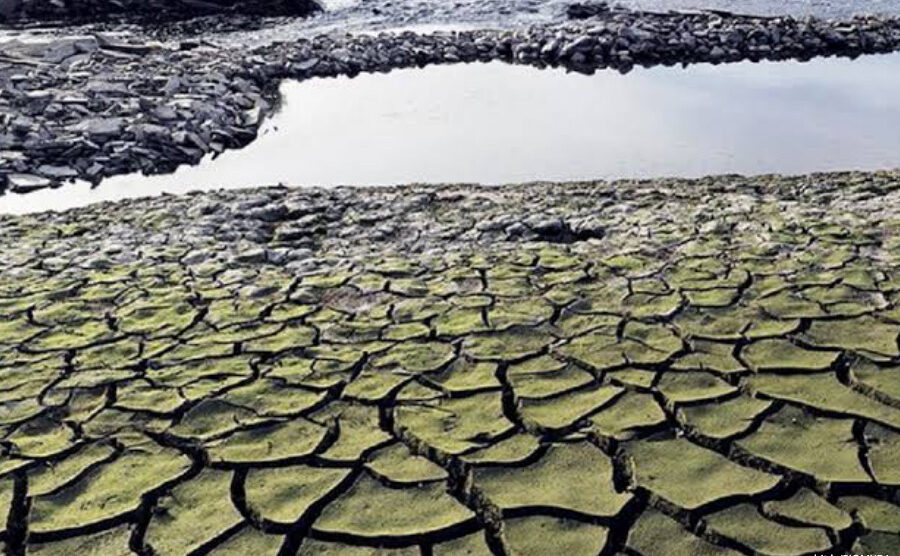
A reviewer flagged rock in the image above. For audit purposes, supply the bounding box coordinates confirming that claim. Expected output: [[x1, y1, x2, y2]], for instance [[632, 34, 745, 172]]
[[231, 247, 268, 264], [0, 0, 322, 23], [36, 165, 78, 179], [72, 118, 125, 142], [6, 173, 51, 192]]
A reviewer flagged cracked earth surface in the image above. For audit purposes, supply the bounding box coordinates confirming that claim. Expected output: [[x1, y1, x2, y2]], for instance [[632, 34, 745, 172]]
[[2, 171, 900, 553]]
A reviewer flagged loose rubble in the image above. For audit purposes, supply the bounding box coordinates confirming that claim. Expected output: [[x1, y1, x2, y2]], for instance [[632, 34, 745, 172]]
[[3, 7, 900, 193], [0, 0, 322, 23]]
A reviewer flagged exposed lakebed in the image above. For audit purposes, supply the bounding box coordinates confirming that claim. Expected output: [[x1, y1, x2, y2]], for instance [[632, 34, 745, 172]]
[[3, 52, 900, 214]]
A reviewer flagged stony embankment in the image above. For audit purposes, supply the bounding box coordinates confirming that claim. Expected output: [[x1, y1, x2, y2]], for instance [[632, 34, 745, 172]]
[[0, 0, 322, 23], [2, 7, 900, 193], [1, 171, 900, 553]]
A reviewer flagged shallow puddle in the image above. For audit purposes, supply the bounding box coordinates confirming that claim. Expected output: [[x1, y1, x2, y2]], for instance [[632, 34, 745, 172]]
[[4, 52, 900, 214]]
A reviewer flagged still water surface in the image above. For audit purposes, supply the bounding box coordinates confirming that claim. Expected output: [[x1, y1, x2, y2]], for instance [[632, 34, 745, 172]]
[[3, 53, 900, 214]]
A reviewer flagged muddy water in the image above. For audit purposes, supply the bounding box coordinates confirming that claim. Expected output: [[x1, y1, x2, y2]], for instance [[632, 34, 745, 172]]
[[3, 52, 900, 214]]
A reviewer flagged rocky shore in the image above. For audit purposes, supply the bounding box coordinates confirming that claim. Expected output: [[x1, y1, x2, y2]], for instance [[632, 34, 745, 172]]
[[3, 7, 900, 194], [0, 0, 322, 23]]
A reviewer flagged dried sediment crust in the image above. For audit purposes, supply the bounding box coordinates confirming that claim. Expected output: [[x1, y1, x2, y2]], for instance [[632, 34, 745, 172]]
[[1, 172, 900, 552]]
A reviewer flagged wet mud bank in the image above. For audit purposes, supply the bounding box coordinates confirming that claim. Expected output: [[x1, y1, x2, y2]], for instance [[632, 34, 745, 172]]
[[3, 8, 900, 193]]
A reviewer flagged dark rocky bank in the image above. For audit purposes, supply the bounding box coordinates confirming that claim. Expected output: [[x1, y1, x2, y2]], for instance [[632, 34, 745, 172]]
[[2, 6, 900, 194], [0, 0, 321, 23]]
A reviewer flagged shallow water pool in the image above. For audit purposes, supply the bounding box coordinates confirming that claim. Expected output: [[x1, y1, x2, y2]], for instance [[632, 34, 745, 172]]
[[3, 52, 900, 214]]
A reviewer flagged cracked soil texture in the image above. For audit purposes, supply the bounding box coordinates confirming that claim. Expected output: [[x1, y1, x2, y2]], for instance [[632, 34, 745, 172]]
[[1, 171, 900, 553]]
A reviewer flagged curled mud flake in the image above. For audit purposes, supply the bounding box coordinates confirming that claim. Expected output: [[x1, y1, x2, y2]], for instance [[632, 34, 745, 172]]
[[460, 434, 542, 467], [851, 359, 900, 404], [217, 378, 327, 418], [143, 469, 244, 555], [25, 321, 118, 352], [114, 379, 185, 414], [149, 356, 255, 390], [508, 361, 594, 401], [674, 306, 799, 342], [245, 465, 353, 526], [621, 292, 683, 320], [343, 368, 416, 402], [735, 405, 870, 484], [504, 515, 608, 556], [431, 529, 491, 555], [54, 369, 138, 390], [627, 508, 740, 556], [395, 392, 513, 455], [238, 323, 319, 352], [310, 402, 392, 464], [116, 302, 197, 339], [747, 373, 900, 430], [606, 367, 657, 389], [372, 341, 456, 374], [26, 525, 134, 555], [298, 538, 420, 554], [72, 338, 142, 371], [862, 422, 900, 485], [427, 358, 501, 394], [656, 371, 737, 406], [762, 488, 853, 532], [740, 339, 839, 373], [434, 307, 489, 337], [755, 290, 829, 320], [169, 399, 265, 442], [474, 442, 632, 519], [671, 340, 746, 374], [488, 298, 554, 330], [205, 525, 284, 555], [836, 496, 900, 533], [206, 419, 331, 465], [625, 438, 780, 511], [800, 316, 900, 360], [678, 395, 773, 440], [27, 442, 118, 498], [29, 440, 192, 535], [5, 415, 77, 459], [704, 503, 833, 555], [554, 332, 622, 371], [462, 328, 554, 362], [0, 478, 12, 536], [853, 532, 900, 552], [519, 384, 623, 432], [365, 443, 448, 485], [588, 391, 667, 440], [80, 407, 173, 438], [312, 474, 475, 543], [383, 322, 431, 342]]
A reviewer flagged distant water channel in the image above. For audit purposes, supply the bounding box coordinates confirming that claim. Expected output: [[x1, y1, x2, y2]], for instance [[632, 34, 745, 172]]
[[3, 53, 900, 214]]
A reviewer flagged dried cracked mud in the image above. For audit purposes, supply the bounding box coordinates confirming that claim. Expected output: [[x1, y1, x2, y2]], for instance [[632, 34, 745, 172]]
[[1, 171, 900, 553]]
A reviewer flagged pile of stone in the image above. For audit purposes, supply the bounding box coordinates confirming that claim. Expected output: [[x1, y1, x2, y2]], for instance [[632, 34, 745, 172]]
[[0, 0, 321, 23], [3, 8, 900, 193]]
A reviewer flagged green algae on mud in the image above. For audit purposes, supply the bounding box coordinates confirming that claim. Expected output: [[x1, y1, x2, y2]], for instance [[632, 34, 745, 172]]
[[3, 172, 900, 552]]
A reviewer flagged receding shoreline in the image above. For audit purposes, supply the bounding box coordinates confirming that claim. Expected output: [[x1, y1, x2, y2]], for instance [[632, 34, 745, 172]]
[[3, 8, 900, 193]]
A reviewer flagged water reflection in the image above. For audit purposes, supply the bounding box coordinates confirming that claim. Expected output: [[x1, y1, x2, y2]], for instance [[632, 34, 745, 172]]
[[3, 53, 900, 214]]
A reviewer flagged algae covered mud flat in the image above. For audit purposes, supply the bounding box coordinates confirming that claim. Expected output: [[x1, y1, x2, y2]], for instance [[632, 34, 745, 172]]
[[5, 0, 900, 554], [2, 172, 900, 553]]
